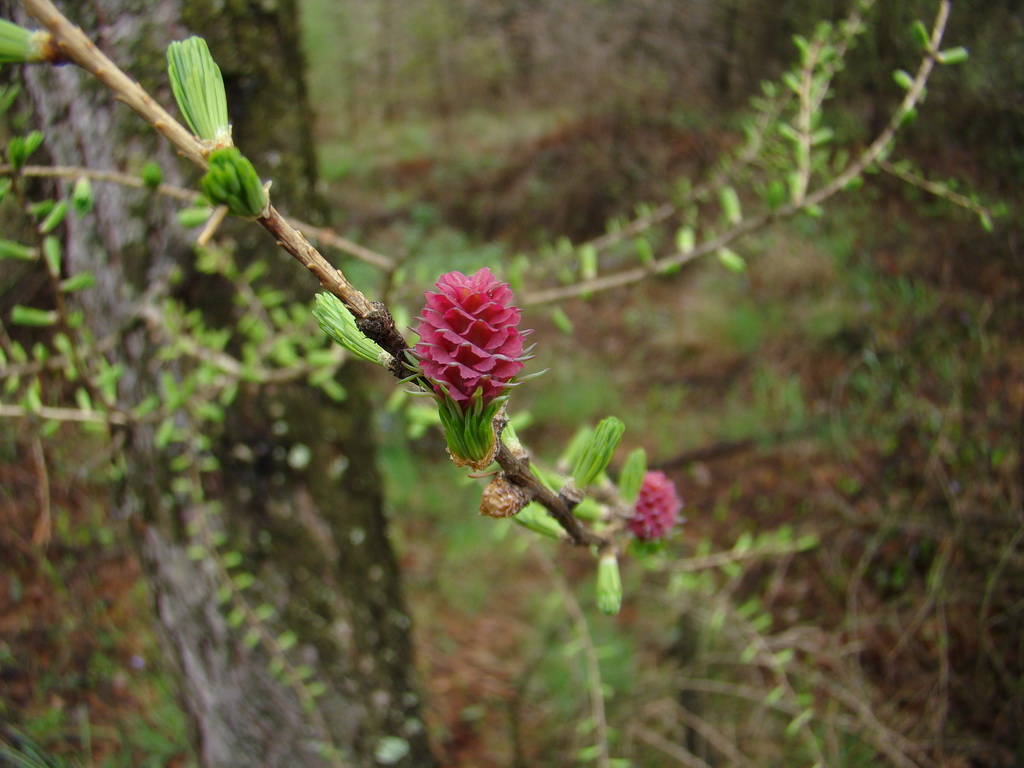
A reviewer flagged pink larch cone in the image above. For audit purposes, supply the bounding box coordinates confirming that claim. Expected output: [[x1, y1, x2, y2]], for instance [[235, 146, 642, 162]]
[[629, 471, 682, 541], [414, 267, 528, 408]]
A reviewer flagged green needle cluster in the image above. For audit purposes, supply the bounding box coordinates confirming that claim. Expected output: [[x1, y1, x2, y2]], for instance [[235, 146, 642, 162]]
[[0, 19, 36, 64], [200, 147, 267, 218], [571, 416, 626, 489], [167, 36, 230, 144], [313, 293, 390, 366]]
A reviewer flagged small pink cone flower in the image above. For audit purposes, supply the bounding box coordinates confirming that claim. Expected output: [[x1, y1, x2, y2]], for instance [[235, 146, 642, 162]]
[[629, 471, 682, 541], [413, 267, 531, 467], [414, 267, 528, 408]]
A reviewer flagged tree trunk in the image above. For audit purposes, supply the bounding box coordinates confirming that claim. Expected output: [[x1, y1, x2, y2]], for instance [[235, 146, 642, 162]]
[[9, 0, 436, 765]]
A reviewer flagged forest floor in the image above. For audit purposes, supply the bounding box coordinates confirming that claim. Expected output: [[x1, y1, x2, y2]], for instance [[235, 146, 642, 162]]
[[2, 112, 1022, 767]]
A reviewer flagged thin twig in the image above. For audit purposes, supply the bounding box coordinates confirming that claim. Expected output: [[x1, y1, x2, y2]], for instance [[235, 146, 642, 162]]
[[635, 726, 714, 768], [29, 436, 51, 547], [0, 402, 129, 424], [496, 439, 605, 548], [532, 542, 611, 768], [879, 158, 999, 223], [0, 163, 395, 268]]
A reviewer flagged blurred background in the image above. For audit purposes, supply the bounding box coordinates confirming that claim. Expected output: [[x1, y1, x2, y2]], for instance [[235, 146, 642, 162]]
[[2, 0, 1022, 766]]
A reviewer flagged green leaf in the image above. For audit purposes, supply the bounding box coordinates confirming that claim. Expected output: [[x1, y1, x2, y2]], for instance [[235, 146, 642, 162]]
[[59, 271, 95, 293], [0, 238, 35, 260], [548, 306, 573, 335], [11, 305, 57, 326], [674, 226, 695, 254], [7, 130, 43, 170], [177, 206, 211, 229], [617, 448, 647, 503], [221, 550, 243, 568], [513, 502, 566, 539], [38, 200, 68, 234], [765, 179, 786, 210], [167, 36, 230, 143], [573, 496, 603, 521], [42, 236, 61, 275], [595, 554, 623, 615], [571, 416, 626, 488], [937, 46, 968, 65], [716, 247, 746, 273], [141, 162, 164, 189], [242, 627, 261, 649], [579, 243, 597, 280], [313, 292, 388, 366], [0, 20, 34, 64], [909, 20, 930, 48], [634, 236, 654, 266], [810, 127, 834, 146], [71, 176, 93, 216], [892, 69, 915, 90], [233, 572, 255, 590], [277, 630, 297, 651], [200, 147, 267, 218], [154, 417, 177, 449], [718, 186, 742, 225]]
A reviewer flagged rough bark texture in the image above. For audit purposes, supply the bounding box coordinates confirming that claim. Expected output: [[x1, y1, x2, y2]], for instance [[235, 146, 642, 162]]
[[8, 0, 435, 765]]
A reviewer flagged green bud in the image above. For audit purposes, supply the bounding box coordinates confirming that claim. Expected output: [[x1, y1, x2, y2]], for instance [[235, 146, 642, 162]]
[[579, 243, 598, 281], [38, 200, 68, 234], [571, 416, 625, 489], [765, 179, 786, 210], [177, 206, 212, 229], [141, 162, 164, 189], [937, 46, 968, 66], [617, 448, 647, 503], [596, 553, 622, 616], [810, 127, 834, 146], [892, 69, 915, 91], [7, 130, 44, 171], [167, 36, 231, 145], [513, 502, 565, 540], [313, 292, 390, 366], [11, 305, 58, 327], [42, 236, 61, 275], [634, 236, 654, 266], [550, 307, 574, 335], [573, 496, 604, 522], [200, 147, 267, 218], [0, 238, 36, 260], [675, 226, 695, 254], [909, 20, 930, 49], [59, 271, 96, 293], [72, 176, 93, 216], [719, 186, 742, 225], [716, 247, 746, 273]]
